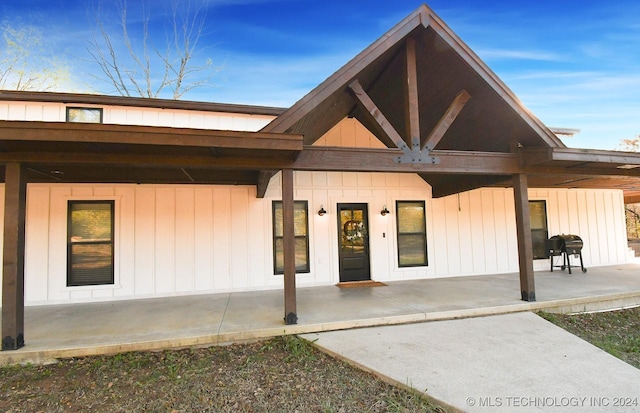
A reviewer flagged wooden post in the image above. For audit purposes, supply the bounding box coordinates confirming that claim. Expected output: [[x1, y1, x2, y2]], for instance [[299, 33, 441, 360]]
[[2, 163, 27, 350], [513, 173, 536, 301], [281, 169, 298, 324], [404, 37, 420, 152]]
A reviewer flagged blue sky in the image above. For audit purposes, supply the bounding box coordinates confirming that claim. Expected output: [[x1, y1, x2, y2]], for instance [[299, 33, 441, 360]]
[[2, 0, 639, 150]]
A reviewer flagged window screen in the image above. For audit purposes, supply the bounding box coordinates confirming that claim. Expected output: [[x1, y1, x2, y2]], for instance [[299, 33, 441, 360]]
[[396, 201, 428, 267], [67, 201, 114, 286], [272, 201, 310, 274], [66, 107, 103, 123], [529, 200, 548, 259]]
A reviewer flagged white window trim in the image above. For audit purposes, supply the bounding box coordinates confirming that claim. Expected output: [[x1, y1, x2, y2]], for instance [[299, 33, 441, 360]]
[[62, 195, 122, 291]]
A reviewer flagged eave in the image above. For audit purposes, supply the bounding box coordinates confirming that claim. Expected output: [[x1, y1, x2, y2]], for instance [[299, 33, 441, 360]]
[[0, 120, 302, 194]]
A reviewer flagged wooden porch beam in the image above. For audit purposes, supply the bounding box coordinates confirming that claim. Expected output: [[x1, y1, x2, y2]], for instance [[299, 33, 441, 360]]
[[257, 170, 277, 198], [348, 79, 411, 155], [2, 163, 27, 351], [0, 120, 303, 152], [548, 148, 640, 166], [404, 38, 421, 151], [0, 147, 523, 174], [424, 174, 510, 198], [513, 173, 536, 301], [0, 152, 297, 170], [422, 90, 471, 152], [281, 169, 297, 325], [293, 147, 521, 174]]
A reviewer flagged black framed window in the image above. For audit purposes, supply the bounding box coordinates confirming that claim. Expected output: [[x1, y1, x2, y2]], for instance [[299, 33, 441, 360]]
[[67, 201, 115, 286], [529, 200, 548, 259], [66, 107, 103, 123], [396, 201, 428, 267], [272, 201, 310, 274]]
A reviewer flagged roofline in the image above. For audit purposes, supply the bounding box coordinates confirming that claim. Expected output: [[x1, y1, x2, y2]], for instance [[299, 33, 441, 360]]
[[262, 5, 430, 133], [263, 4, 566, 149], [0, 90, 287, 117], [423, 7, 566, 149]]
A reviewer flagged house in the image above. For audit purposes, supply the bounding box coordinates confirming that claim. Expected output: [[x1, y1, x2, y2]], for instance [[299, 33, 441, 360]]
[[2, 4, 640, 351]]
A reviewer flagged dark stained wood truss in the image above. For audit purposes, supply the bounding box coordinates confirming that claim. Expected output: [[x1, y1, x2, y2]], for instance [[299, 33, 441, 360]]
[[422, 90, 471, 152], [347, 38, 471, 165], [348, 79, 413, 157]]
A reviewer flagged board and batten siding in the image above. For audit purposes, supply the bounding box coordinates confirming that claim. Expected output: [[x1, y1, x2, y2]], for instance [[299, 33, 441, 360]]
[[0, 176, 630, 306], [267, 173, 628, 281], [17, 184, 276, 305], [0, 101, 275, 131], [429, 188, 627, 276]]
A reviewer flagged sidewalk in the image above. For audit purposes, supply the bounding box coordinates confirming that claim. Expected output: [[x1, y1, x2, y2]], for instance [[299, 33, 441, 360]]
[[303, 312, 640, 412], [1, 263, 640, 366]]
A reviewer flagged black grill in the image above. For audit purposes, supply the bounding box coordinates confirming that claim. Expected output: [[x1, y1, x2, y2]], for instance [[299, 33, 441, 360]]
[[546, 234, 587, 274]]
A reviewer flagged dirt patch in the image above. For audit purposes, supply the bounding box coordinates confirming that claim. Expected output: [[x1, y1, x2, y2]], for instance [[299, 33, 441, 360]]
[[0, 336, 446, 412]]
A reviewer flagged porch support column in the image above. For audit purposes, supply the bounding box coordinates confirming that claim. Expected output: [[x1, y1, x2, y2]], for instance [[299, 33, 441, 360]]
[[281, 168, 298, 324], [2, 163, 27, 350], [512, 173, 536, 301]]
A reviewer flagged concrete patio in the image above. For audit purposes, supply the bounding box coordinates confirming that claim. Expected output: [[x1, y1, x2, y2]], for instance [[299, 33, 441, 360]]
[[1, 262, 640, 366]]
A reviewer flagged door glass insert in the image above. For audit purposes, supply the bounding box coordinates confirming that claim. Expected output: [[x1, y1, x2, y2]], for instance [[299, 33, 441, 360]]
[[337, 203, 370, 282]]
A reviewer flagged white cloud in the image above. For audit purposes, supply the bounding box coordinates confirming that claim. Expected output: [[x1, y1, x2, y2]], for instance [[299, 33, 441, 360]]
[[477, 48, 566, 62], [189, 49, 356, 106]]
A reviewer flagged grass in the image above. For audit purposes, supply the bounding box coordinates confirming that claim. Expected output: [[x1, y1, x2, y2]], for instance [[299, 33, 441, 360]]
[[539, 306, 640, 369], [0, 336, 446, 413]]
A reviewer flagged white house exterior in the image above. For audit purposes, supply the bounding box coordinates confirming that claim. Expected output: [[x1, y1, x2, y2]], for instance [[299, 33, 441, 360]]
[[0, 99, 630, 305], [2, 4, 639, 350]]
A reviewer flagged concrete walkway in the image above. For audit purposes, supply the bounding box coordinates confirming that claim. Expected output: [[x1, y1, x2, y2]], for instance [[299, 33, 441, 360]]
[[302, 312, 640, 412], [1, 263, 640, 368]]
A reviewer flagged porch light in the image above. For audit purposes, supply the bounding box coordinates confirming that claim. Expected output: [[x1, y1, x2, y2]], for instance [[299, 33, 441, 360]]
[[318, 205, 327, 216], [381, 205, 390, 216]]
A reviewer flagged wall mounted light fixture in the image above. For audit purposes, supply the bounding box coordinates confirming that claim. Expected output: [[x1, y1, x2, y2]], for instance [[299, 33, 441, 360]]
[[318, 205, 327, 216], [381, 205, 390, 216]]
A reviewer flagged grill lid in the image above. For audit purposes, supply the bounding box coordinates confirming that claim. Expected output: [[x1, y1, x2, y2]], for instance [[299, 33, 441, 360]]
[[547, 234, 584, 254]]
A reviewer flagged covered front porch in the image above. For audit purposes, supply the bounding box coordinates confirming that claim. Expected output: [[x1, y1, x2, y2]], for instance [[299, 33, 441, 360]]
[[2, 262, 639, 365], [3, 3, 640, 351]]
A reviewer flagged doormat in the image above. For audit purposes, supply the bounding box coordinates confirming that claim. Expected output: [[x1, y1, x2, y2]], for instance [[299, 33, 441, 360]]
[[337, 281, 387, 288]]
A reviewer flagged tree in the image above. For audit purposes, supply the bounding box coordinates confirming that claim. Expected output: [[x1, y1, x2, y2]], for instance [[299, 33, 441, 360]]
[[618, 134, 640, 247], [617, 135, 640, 152], [0, 22, 72, 91], [627, 206, 640, 239], [87, 0, 220, 99]]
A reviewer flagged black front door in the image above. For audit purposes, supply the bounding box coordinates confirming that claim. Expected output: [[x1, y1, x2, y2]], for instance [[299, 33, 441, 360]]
[[338, 203, 371, 282]]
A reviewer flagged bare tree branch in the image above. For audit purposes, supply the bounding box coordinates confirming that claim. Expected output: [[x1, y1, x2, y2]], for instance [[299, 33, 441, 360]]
[[87, 0, 220, 99], [0, 22, 72, 91], [618, 135, 640, 152]]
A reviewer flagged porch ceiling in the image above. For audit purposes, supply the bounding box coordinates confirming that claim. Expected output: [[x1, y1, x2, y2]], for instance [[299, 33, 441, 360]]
[[421, 174, 640, 199], [521, 147, 640, 198], [0, 120, 302, 187]]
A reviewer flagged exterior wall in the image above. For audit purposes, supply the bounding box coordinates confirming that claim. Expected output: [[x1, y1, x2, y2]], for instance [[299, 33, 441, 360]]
[[0, 101, 275, 132], [265, 171, 435, 284], [431, 188, 628, 275], [314, 118, 387, 148], [528, 188, 628, 268], [0, 178, 628, 306]]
